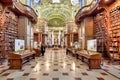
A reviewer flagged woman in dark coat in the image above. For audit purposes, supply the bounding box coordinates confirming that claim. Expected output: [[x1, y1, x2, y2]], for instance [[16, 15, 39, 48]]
[[41, 44, 46, 56]]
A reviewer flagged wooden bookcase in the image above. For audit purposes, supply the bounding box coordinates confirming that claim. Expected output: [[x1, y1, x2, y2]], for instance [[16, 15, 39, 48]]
[[93, 13, 108, 57], [34, 33, 38, 42], [67, 34, 70, 47], [67, 32, 78, 47], [0, 11, 18, 58], [109, 6, 120, 60], [71, 32, 78, 43], [73, 33, 78, 42], [94, 6, 120, 61]]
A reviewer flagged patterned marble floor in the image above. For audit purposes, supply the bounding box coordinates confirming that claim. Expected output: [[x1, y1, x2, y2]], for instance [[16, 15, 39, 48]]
[[102, 61, 120, 79], [0, 49, 119, 80], [0, 60, 9, 74]]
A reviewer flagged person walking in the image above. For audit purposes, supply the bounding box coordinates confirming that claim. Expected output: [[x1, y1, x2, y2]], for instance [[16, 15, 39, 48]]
[[41, 44, 46, 56]]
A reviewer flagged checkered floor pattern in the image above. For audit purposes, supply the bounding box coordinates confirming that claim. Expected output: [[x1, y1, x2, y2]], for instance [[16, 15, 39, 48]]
[[0, 49, 119, 80]]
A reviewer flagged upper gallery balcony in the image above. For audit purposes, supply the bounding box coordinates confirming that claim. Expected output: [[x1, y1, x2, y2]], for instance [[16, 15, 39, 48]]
[[0, 0, 37, 23]]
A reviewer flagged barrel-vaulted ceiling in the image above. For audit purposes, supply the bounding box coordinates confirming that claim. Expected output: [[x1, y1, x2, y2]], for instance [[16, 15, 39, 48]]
[[33, 0, 79, 27], [47, 14, 66, 27]]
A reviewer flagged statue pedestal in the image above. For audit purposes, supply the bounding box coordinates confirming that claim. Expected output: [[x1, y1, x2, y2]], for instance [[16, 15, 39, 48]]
[[53, 45, 59, 50]]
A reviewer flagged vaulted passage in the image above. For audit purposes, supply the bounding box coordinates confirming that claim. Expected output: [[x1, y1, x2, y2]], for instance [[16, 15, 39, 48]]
[[0, 0, 120, 80]]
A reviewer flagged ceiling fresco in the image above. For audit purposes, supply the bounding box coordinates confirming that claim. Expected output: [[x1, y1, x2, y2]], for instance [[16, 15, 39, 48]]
[[33, 0, 79, 27], [48, 18, 65, 27]]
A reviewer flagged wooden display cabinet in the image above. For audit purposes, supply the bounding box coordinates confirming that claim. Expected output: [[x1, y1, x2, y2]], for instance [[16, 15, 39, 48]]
[[76, 50, 102, 69], [8, 50, 35, 69], [66, 48, 102, 69], [33, 48, 41, 57]]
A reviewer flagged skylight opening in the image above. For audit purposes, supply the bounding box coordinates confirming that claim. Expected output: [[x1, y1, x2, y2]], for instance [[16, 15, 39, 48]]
[[52, 0, 60, 3]]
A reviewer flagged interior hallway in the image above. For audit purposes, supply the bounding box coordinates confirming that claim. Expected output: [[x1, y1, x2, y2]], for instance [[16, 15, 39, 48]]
[[0, 49, 119, 80]]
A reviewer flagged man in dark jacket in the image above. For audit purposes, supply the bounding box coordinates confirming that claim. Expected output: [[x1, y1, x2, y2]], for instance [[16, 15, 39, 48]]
[[41, 44, 46, 56]]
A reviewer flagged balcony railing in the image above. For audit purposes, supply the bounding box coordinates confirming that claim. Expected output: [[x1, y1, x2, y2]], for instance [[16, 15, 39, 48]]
[[75, 0, 101, 24], [11, 0, 37, 23]]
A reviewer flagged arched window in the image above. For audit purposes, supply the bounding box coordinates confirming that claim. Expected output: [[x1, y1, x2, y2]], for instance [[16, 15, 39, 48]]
[[52, 0, 60, 3], [27, 0, 32, 6], [34, 0, 41, 4], [80, 0, 85, 7], [71, 0, 79, 5]]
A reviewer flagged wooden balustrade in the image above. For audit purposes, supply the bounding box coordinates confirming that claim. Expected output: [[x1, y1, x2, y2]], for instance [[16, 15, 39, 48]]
[[75, 0, 101, 24]]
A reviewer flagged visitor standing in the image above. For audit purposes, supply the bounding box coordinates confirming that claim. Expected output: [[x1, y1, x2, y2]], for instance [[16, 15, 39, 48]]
[[41, 44, 46, 56]]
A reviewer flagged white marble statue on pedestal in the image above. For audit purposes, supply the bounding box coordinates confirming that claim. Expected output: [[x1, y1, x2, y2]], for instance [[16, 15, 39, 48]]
[[54, 38, 58, 46]]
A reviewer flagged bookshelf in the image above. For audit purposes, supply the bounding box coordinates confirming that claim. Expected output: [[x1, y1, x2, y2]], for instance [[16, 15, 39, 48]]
[[67, 34, 70, 47], [34, 33, 38, 42], [109, 6, 120, 60], [93, 6, 120, 61], [0, 11, 18, 58], [93, 13, 108, 57], [73, 33, 78, 42], [71, 32, 78, 43]]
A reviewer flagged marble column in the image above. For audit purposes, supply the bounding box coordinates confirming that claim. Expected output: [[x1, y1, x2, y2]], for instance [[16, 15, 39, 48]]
[[52, 31, 54, 46], [58, 30, 61, 46]]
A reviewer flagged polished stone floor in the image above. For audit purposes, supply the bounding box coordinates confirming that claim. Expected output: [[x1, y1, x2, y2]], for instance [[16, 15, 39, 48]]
[[0, 49, 119, 80]]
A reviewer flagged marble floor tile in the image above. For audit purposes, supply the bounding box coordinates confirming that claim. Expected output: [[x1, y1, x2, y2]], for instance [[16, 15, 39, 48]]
[[0, 49, 119, 80]]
